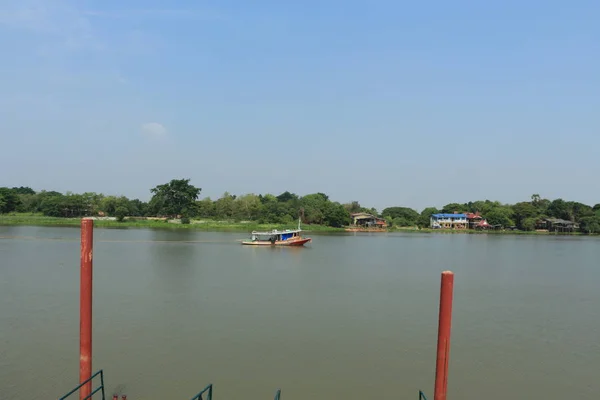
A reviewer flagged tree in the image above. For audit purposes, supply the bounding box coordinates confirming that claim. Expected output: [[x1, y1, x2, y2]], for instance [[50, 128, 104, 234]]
[[127, 199, 148, 217], [521, 217, 537, 231], [571, 202, 594, 221], [512, 202, 539, 229], [0, 188, 22, 213], [580, 216, 600, 234], [381, 207, 420, 226], [323, 202, 351, 227], [547, 199, 571, 220], [149, 179, 201, 218], [418, 207, 439, 227], [214, 192, 236, 219], [196, 197, 216, 218], [441, 203, 466, 213], [115, 206, 129, 222], [233, 194, 262, 220], [343, 201, 362, 214], [276, 191, 298, 203], [485, 207, 515, 227], [12, 186, 35, 195]]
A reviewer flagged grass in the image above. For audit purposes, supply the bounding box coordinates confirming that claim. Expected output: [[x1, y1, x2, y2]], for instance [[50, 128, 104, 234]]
[[0, 213, 345, 232]]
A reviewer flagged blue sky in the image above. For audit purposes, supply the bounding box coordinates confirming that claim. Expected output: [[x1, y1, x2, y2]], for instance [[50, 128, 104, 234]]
[[1, 0, 598, 211]]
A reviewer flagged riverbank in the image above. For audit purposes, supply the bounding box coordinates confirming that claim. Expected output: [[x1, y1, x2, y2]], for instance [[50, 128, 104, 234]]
[[0, 214, 594, 236], [390, 227, 588, 235], [0, 214, 345, 232]]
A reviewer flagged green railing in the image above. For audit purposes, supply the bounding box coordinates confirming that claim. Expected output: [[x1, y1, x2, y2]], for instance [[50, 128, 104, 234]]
[[419, 390, 429, 400], [189, 384, 281, 400], [190, 384, 213, 400], [59, 370, 106, 400]]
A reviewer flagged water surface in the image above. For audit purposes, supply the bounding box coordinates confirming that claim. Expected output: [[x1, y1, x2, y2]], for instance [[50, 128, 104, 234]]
[[1, 226, 598, 399]]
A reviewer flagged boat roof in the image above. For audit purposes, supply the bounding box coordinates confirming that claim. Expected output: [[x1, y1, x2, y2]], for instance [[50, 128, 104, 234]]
[[251, 228, 302, 235]]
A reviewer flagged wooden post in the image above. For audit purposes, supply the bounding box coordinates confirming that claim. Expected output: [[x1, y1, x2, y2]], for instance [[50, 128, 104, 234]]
[[434, 271, 454, 400], [80, 219, 94, 400]]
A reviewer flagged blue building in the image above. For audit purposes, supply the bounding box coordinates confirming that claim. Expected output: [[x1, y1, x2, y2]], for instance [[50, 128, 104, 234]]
[[430, 213, 468, 229]]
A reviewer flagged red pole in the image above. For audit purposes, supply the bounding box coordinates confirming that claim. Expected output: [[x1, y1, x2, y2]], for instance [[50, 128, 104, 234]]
[[80, 219, 94, 400], [434, 271, 454, 400]]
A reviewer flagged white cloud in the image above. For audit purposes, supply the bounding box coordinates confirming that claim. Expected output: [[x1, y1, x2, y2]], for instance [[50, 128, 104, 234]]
[[141, 122, 168, 139]]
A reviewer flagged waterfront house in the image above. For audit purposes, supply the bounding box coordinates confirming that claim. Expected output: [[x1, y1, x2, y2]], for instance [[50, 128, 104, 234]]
[[474, 219, 492, 230], [535, 218, 579, 233], [350, 212, 387, 228], [430, 213, 468, 229], [466, 212, 483, 229]]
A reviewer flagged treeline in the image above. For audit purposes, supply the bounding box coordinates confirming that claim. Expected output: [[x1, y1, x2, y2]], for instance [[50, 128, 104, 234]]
[[379, 195, 600, 233], [0, 180, 361, 228], [1, 182, 599, 233]]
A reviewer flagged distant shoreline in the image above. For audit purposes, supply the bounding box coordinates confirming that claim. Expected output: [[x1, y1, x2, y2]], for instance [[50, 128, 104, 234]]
[[1, 214, 596, 237], [0, 214, 344, 233]]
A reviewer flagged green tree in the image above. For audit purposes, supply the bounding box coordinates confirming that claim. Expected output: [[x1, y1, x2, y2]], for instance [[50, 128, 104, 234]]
[[381, 207, 420, 225], [12, 186, 35, 195], [276, 191, 298, 203], [571, 202, 594, 221], [233, 194, 262, 220], [441, 203, 466, 213], [196, 197, 216, 218], [323, 202, 351, 227], [343, 201, 363, 214], [521, 217, 537, 231], [115, 206, 129, 222], [418, 207, 439, 227], [214, 192, 236, 219], [512, 202, 539, 229], [547, 199, 571, 220], [300, 193, 330, 224], [484, 207, 515, 227], [149, 178, 201, 217], [0, 188, 22, 213], [127, 199, 148, 217], [579, 216, 600, 234]]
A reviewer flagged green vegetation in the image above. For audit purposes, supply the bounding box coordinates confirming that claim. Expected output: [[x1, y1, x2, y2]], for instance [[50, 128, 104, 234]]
[[0, 213, 341, 232], [1, 182, 599, 234]]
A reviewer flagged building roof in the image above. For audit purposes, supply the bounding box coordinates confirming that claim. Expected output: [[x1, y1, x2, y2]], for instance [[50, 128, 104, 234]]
[[432, 213, 467, 218], [353, 214, 376, 220], [544, 218, 577, 225], [466, 212, 482, 219]]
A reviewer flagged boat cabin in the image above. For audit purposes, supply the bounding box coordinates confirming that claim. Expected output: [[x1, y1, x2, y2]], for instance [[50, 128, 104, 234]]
[[251, 229, 302, 243]]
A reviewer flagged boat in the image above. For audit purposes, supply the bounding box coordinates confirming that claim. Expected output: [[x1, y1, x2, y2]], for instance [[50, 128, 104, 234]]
[[241, 218, 312, 246]]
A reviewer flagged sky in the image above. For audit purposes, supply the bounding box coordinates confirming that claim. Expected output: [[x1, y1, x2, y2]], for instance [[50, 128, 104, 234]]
[[1, 0, 599, 211]]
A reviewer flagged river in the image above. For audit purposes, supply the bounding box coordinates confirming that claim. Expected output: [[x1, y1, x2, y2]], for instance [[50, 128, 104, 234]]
[[0, 226, 598, 400]]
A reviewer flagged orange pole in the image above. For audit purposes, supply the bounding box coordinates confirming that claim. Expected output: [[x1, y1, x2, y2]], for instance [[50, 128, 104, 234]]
[[433, 271, 454, 400], [80, 219, 94, 400]]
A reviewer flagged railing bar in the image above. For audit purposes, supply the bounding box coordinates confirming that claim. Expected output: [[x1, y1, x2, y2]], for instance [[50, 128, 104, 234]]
[[190, 384, 213, 400], [83, 386, 104, 400], [100, 370, 106, 400], [59, 370, 104, 400]]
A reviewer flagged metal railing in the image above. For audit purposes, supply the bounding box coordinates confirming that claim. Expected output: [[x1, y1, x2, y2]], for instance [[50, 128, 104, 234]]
[[190, 384, 213, 400], [59, 370, 106, 400], [189, 384, 281, 400], [419, 390, 429, 400]]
